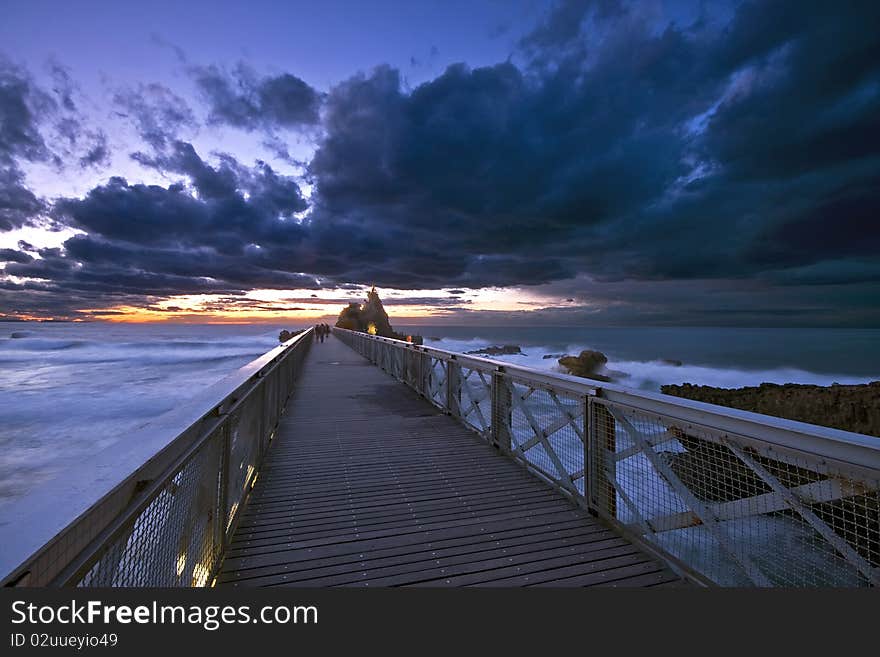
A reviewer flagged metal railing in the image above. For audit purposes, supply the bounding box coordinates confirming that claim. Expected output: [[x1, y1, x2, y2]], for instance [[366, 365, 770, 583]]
[[1, 328, 313, 587], [333, 327, 880, 587]]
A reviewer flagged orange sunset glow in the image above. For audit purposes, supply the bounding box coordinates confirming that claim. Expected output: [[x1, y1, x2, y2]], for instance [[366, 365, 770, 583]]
[[69, 286, 570, 323]]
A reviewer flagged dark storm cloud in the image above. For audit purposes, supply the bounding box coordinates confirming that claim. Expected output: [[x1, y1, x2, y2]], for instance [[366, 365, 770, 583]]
[[1, 242, 315, 299], [520, 0, 624, 53], [113, 83, 197, 149], [3, 1, 879, 324], [418, 275, 880, 328], [0, 59, 50, 165], [0, 165, 44, 231], [0, 56, 107, 229], [300, 0, 880, 295], [62, 141, 308, 253], [5, 141, 318, 315], [78, 130, 109, 169], [0, 248, 33, 263], [191, 62, 323, 131], [0, 59, 51, 234], [48, 60, 77, 113]]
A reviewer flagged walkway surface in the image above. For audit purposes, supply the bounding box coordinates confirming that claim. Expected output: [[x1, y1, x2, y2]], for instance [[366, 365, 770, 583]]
[[218, 335, 687, 587]]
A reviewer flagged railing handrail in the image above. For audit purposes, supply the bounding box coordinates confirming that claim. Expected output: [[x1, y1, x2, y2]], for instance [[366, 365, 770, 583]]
[[0, 328, 313, 586], [332, 327, 880, 472]]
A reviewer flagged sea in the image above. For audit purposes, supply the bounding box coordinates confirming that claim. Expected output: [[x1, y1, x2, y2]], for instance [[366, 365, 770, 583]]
[[1, 321, 878, 513]]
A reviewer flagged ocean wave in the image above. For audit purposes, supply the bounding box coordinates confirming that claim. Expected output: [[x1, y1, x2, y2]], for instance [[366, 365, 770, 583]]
[[424, 336, 876, 391], [0, 337, 272, 366], [0, 324, 285, 508], [0, 337, 90, 351]]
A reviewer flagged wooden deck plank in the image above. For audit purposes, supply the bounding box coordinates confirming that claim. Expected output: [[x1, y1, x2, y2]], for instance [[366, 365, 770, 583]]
[[227, 500, 581, 553], [236, 530, 622, 587], [529, 561, 670, 588], [235, 490, 564, 533], [231, 496, 573, 544], [224, 508, 592, 561], [393, 543, 645, 587], [242, 477, 547, 512], [220, 523, 608, 584], [237, 485, 563, 527], [249, 468, 535, 499], [221, 517, 595, 575], [219, 335, 686, 588], [593, 569, 684, 587]]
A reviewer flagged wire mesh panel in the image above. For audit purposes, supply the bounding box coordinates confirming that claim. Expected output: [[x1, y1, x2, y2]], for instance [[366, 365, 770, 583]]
[[424, 357, 448, 408], [456, 366, 493, 436], [76, 429, 224, 587], [589, 397, 880, 587], [225, 389, 263, 532], [506, 375, 586, 498]]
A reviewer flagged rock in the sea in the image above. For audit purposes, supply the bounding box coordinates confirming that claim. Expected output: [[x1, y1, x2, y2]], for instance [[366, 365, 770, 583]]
[[558, 350, 611, 381], [661, 358, 683, 367], [466, 344, 524, 356], [278, 328, 306, 342], [10, 331, 31, 339], [542, 353, 564, 359], [335, 287, 423, 344]]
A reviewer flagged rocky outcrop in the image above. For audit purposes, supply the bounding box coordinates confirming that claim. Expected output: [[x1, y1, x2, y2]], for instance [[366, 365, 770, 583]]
[[543, 353, 564, 360], [661, 381, 880, 437], [10, 331, 30, 338], [558, 350, 613, 382], [335, 287, 423, 344], [466, 345, 524, 356], [278, 329, 306, 343]]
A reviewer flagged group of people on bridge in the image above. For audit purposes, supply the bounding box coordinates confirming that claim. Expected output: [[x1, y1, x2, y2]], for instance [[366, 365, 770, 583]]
[[314, 324, 331, 343]]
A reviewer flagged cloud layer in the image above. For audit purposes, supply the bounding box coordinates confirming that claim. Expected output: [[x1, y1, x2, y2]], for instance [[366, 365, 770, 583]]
[[1, 0, 879, 324]]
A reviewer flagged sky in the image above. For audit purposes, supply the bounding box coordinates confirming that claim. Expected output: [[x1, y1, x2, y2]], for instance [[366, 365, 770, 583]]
[[0, 0, 878, 326]]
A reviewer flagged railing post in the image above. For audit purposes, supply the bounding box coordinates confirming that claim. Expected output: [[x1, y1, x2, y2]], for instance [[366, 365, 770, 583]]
[[446, 358, 461, 418], [404, 347, 414, 389], [257, 380, 267, 459], [206, 421, 227, 586], [589, 399, 617, 518], [219, 419, 231, 543], [419, 351, 431, 397], [414, 349, 423, 393], [491, 369, 512, 452]]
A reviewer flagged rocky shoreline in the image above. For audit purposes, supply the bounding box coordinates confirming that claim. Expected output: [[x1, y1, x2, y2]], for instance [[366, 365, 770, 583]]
[[551, 348, 879, 437], [662, 381, 880, 437]]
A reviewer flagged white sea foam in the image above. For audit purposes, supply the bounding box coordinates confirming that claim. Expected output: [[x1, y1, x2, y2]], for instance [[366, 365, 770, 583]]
[[424, 336, 875, 390], [0, 323, 290, 507]]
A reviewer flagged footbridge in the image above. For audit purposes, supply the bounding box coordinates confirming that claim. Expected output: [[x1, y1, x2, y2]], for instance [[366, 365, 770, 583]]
[[3, 328, 878, 587]]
